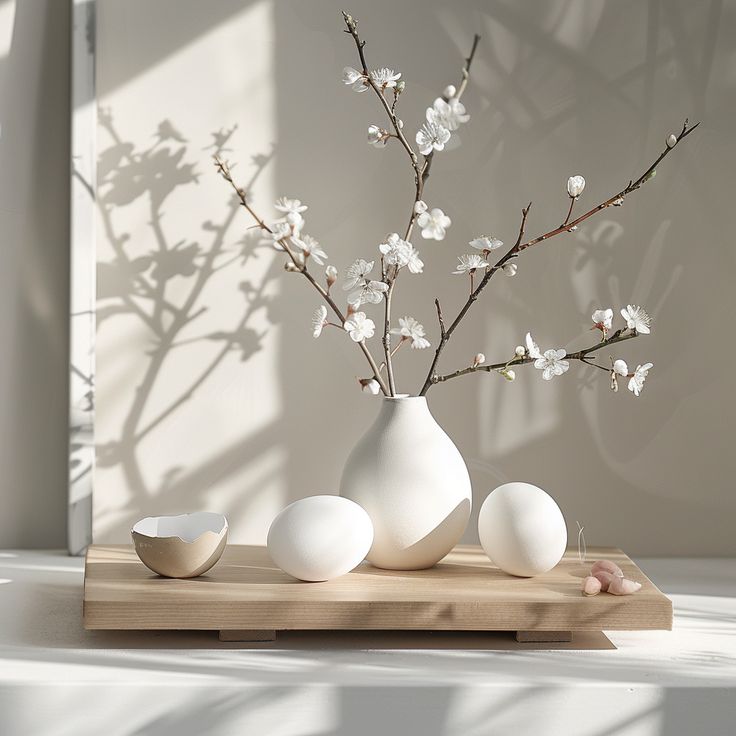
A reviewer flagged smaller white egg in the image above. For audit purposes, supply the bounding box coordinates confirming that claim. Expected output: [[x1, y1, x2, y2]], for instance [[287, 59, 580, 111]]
[[267, 495, 374, 582], [478, 482, 567, 577]]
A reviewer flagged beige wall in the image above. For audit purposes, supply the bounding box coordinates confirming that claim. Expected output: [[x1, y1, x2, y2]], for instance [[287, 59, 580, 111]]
[[3, 1, 735, 553], [94, 0, 736, 556], [0, 1, 70, 548]]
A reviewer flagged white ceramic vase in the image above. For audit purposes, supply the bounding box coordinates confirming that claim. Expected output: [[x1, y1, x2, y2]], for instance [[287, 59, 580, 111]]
[[340, 396, 472, 570]]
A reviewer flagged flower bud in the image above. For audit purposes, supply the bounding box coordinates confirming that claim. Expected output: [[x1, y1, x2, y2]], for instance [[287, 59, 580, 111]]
[[613, 359, 628, 376], [325, 264, 338, 287], [515, 345, 526, 357], [284, 262, 299, 272], [643, 169, 656, 183], [666, 133, 677, 148], [567, 175, 585, 198], [359, 378, 381, 395], [472, 353, 485, 368], [395, 80, 406, 94], [502, 262, 518, 277], [367, 124, 389, 148], [443, 84, 457, 99], [414, 200, 428, 215], [499, 368, 515, 382]]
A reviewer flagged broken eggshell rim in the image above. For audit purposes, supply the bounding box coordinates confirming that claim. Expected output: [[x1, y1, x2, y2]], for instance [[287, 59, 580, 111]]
[[131, 512, 228, 544]]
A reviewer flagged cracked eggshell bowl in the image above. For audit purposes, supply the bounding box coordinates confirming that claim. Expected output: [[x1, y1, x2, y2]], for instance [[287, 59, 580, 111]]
[[131, 512, 228, 578]]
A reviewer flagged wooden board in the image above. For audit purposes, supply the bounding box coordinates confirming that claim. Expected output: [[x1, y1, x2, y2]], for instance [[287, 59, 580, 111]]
[[83, 545, 672, 637]]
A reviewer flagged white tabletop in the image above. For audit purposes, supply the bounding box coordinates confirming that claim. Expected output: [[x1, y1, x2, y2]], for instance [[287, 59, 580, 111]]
[[0, 551, 734, 735]]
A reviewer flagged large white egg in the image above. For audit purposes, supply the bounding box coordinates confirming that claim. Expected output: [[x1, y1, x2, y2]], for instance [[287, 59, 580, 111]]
[[267, 495, 374, 582], [478, 482, 567, 577]]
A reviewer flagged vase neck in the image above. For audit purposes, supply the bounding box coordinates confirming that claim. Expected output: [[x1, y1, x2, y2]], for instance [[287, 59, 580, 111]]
[[378, 396, 430, 422]]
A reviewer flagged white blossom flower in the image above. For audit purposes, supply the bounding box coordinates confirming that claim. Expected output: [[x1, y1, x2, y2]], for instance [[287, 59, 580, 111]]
[[414, 200, 428, 215], [343, 66, 368, 92], [274, 197, 308, 215], [592, 308, 613, 331], [367, 124, 389, 148], [379, 233, 412, 267], [416, 121, 451, 155], [621, 304, 652, 334], [469, 236, 503, 251], [369, 67, 401, 89], [567, 175, 586, 198], [343, 259, 375, 290], [405, 245, 424, 274], [453, 254, 488, 274], [292, 235, 328, 265], [260, 221, 291, 251], [391, 316, 430, 349], [273, 198, 306, 234], [312, 305, 328, 338], [613, 359, 629, 376], [503, 262, 518, 277], [378, 234, 423, 274], [360, 378, 381, 395], [628, 362, 653, 397], [426, 97, 469, 131], [525, 332, 542, 360], [347, 279, 389, 307], [417, 208, 451, 240], [344, 312, 376, 342], [534, 348, 570, 381]]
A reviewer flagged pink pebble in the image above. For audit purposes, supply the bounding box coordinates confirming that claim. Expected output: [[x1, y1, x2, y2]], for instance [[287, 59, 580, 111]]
[[582, 576, 602, 596], [607, 577, 642, 596], [591, 559, 624, 578], [592, 570, 615, 591]]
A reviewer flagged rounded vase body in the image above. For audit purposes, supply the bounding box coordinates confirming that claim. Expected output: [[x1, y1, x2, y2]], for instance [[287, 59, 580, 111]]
[[340, 396, 472, 570]]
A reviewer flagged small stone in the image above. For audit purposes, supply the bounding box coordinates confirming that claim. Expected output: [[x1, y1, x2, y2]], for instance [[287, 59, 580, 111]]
[[607, 577, 642, 596], [582, 576, 602, 596], [592, 570, 615, 591], [591, 559, 623, 578]]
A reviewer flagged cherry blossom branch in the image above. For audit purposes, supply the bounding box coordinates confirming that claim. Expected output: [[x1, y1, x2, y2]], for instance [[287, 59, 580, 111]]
[[342, 12, 420, 184], [419, 118, 699, 395], [419, 203, 531, 395], [382, 280, 397, 394], [213, 155, 390, 396], [515, 119, 699, 255], [342, 13, 480, 396], [404, 33, 480, 242], [430, 329, 640, 386]]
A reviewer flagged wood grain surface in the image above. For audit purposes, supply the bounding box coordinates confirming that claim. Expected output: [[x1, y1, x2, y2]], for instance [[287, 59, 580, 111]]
[[83, 545, 672, 633]]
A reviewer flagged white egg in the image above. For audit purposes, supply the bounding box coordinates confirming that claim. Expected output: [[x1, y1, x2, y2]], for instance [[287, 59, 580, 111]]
[[478, 482, 567, 577], [267, 495, 374, 582]]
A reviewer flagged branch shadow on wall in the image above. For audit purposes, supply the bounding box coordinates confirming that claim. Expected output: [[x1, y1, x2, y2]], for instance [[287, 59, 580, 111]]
[[94, 110, 283, 529]]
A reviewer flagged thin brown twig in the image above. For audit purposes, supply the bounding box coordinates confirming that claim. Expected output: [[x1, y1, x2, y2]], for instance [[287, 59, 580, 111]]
[[420, 203, 531, 395], [342, 13, 480, 396], [214, 155, 390, 395], [419, 118, 699, 395], [431, 329, 639, 385]]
